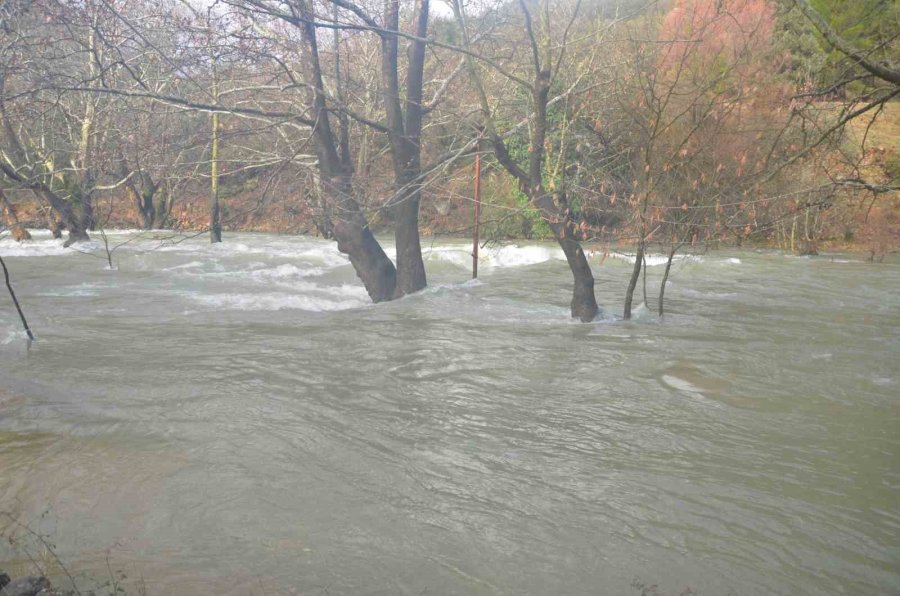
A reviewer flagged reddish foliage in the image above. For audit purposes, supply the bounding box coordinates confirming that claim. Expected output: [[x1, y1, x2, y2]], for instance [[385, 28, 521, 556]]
[[659, 0, 781, 85]]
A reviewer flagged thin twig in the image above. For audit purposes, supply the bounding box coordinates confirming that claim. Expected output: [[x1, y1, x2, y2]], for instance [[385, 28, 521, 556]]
[[0, 252, 35, 341]]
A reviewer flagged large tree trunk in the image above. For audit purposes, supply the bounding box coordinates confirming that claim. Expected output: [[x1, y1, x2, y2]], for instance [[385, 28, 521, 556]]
[[34, 189, 89, 246], [557, 228, 599, 322], [63, 226, 90, 247], [157, 182, 178, 229], [46, 213, 63, 239], [391, 178, 426, 298], [152, 195, 170, 229], [139, 195, 154, 229], [381, 0, 429, 298], [392, 194, 426, 297], [526, 68, 599, 322], [325, 175, 396, 302], [64, 223, 90, 247], [531, 192, 599, 322], [451, 0, 602, 320], [0, 190, 31, 241], [78, 191, 95, 232], [137, 190, 157, 229], [298, 0, 396, 302], [209, 111, 222, 243], [122, 163, 160, 230]]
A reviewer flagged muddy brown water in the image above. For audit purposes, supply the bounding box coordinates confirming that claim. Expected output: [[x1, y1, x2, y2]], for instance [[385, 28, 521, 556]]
[[1, 231, 898, 595]]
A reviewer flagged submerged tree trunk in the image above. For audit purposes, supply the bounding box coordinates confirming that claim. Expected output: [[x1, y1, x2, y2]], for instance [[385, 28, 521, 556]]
[[641, 252, 648, 308], [120, 156, 162, 230], [138, 187, 157, 229], [325, 175, 396, 302], [557, 228, 599, 322], [381, 0, 429, 298], [298, 0, 396, 302], [0, 190, 31, 241], [450, 0, 599, 322], [658, 243, 682, 317], [624, 241, 644, 320], [142, 191, 160, 229], [209, 110, 222, 243], [208, 37, 222, 244], [46, 213, 63, 239], [33, 189, 89, 246], [78, 191, 95, 232], [790, 216, 797, 254], [531, 192, 598, 322], [154, 191, 173, 229], [63, 222, 91, 247], [527, 72, 598, 322], [391, 185, 426, 298]]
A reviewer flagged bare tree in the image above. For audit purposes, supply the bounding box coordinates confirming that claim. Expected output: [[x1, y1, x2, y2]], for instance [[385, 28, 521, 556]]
[[450, 0, 600, 322], [0, 0, 120, 245]]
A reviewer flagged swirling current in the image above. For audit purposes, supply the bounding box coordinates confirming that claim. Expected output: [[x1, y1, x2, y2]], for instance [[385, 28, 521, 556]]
[[1, 231, 898, 595]]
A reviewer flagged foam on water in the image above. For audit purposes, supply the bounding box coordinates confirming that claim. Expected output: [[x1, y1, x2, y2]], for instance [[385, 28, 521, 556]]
[[163, 260, 207, 271], [661, 373, 706, 395], [422, 278, 484, 295], [168, 263, 331, 286], [678, 287, 739, 300], [218, 241, 350, 266], [0, 327, 27, 345], [1, 230, 898, 596], [627, 302, 659, 322], [423, 246, 475, 268], [184, 283, 369, 312], [0, 234, 114, 257], [37, 283, 103, 297], [606, 252, 704, 266], [487, 245, 564, 267], [0, 237, 73, 257], [425, 244, 566, 269], [94, 228, 157, 235], [146, 236, 352, 270], [249, 263, 327, 280]]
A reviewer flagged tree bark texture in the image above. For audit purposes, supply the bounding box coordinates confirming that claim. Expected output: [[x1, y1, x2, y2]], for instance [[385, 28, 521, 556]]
[[298, 1, 397, 302], [381, 0, 429, 298], [0, 190, 31, 241], [624, 241, 644, 320]]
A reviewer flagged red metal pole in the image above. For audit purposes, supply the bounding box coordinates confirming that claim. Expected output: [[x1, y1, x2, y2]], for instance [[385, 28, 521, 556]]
[[473, 153, 481, 279]]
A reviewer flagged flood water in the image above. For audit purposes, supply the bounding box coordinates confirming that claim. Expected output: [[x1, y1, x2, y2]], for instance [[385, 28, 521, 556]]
[[1, 230, 898, 595]]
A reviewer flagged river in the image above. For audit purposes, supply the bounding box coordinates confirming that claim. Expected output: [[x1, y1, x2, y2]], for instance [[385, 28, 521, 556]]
[[1, 230, 898, 595]]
